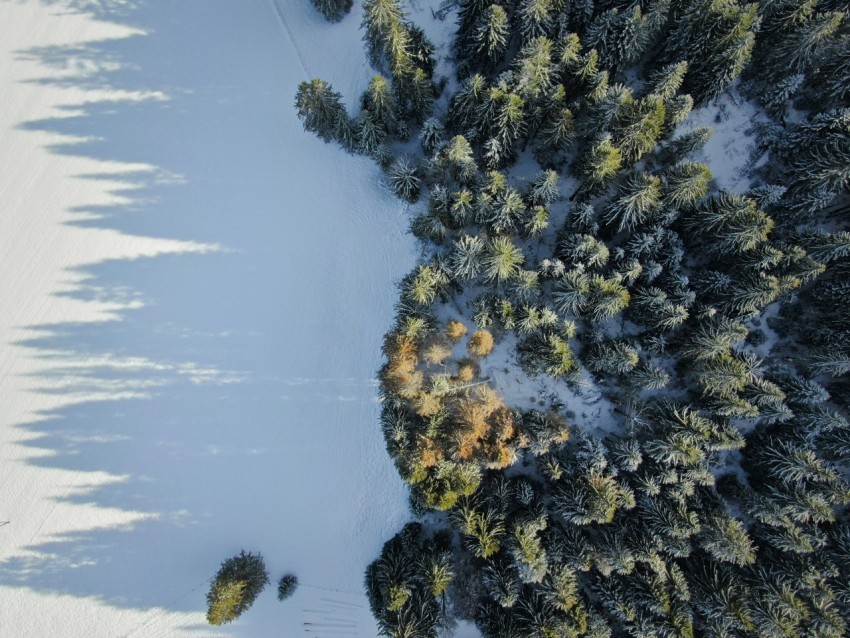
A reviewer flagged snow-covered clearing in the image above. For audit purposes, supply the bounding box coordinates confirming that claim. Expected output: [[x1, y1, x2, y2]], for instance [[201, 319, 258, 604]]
[[0, 1, 417, 635]]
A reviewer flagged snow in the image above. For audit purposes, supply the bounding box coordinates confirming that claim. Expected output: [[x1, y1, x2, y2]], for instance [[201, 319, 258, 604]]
[[0, 1, 418, 636], [686, 86, 764, 194]]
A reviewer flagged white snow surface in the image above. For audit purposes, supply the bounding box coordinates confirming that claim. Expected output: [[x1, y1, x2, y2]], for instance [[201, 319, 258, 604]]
[[0, 1, 420, 635]]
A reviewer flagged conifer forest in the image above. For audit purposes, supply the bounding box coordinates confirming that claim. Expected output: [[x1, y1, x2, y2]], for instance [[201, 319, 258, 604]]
[[298, 1, 850, 637]]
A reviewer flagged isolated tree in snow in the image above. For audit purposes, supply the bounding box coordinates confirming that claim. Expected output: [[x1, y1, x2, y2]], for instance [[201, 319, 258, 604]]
[[277, 574, 298, 601], [309, 0, 352, 22], [206, 551, 269, 626]]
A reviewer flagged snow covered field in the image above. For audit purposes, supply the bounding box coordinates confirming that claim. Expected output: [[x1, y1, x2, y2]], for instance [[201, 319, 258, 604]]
[[0, 1, 418, 635]]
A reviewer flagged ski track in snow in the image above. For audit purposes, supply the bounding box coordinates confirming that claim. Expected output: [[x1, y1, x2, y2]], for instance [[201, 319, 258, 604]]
[[0, 1, 417, 636]]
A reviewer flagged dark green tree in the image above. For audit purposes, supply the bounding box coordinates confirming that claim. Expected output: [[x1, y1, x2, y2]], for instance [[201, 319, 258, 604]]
[[295, 79, 353, 146], [277, 574, 298, 601], [206, 551, 270, 626], [309, 0, 352, 22]]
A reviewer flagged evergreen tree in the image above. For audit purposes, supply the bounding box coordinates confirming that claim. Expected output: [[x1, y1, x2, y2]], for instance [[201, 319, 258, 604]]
[[699, 510, 756, 566], [356, 109, 388, 157], [483, 236, 525, 283], [527, 169, 560, 206], [664, 0, 759, 104], [586, 341, 640, 376], [683, 194, 774, 257], [518, 0, 556, 44], [614, 95, 666, 165], [647, 61, 689, 100], [781, 109, 850, 219], [515, 36, 556, 102], [206, 551, 270, 626], [419, 117, 444, 155], [448, 74, 488, 134], [362, 75, 397, 136], [813, 35, 850, 108], [471, 4, 510, 71], [575, 134, 623, 197], [604, 172, 662, 233], [663, 162, 712, 208], [277, 574, 298, 601], [660, 126, 713, 163], [362, 0, 413, 78], [585, 5, 650, 74], [295, 79, 353, 146], [310, 0, 352, 23], [388, 156, 422, 202]]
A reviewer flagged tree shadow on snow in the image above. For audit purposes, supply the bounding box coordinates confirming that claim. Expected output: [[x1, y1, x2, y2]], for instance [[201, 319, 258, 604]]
[[1, 0, 412, 630]]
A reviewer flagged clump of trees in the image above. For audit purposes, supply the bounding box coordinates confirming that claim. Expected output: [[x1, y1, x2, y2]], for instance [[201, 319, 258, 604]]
[[298, 1, 850, 636]]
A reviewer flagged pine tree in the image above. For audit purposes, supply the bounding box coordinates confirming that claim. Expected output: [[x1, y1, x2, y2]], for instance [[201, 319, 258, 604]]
[[557, 233, 610, 268], [388, 156, 422, 202], [441, 135, 479, 184], [527, 169, 560, 206], [586, 341, 640, 376], [585, 276, 631, 322], [630, 360, 671, 391], [535, 102, 575, 164], [699, 511, 756, 566], [484, 560, 522, 607], [663, 162, 712, 208], [555, 471, 631, 525], [660, 126, 713, 162], [576, 134, 623, 197], [419, 117, 444, 155], [614, 95, 666, 165], [814, 35, 850, 108], [518, 0, 556, 44], [362, 0, 407, 71], [782, 109, 850, 218], [361, 75, 397, 135], [310, 0, 352, 23], [515, 36, 556, 102], [683, 194, 774, 257], [295, 79, 352, 146], [448, 74, 488, 134], [483, 236, 525, 283], [759, 6, 843, 85], [664, 0, 759, 104], [399, 68, 435, 125], [206, 551, 270, 625], [647, 61, 689, 100], [518, 331, 579, 378], [604, 172, 662, 232], [277, 574, 298, 601], [585, 5, 650, 74], [471, 4, 510, 71], [356, 109, 387, 157]]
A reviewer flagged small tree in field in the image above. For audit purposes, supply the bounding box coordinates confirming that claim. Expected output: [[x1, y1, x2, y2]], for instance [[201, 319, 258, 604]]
[[277, 574, 299, 601], [206, 551, 269, 626]]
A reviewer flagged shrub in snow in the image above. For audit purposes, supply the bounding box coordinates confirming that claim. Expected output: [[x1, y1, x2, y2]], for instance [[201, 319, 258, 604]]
[[277, 574, 298, 601]]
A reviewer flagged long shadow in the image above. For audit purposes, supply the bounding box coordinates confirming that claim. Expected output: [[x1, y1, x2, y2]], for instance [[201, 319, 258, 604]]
[[1, 0, 413, 634]]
